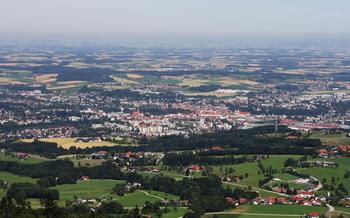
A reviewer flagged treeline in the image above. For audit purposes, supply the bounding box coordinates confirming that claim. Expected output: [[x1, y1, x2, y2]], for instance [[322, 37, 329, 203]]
[[6, 183, 59, 201], [0, 160, 127, 187], [1, 126, 321, 158], [162, 152, 250, 166], [128, 174, 259, 217], [0, 195, 140, 218]]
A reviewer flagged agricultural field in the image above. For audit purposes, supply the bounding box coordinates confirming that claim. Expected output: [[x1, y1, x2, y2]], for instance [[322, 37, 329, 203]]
[[297, 157, 350, 192], [22, 137, 117, 149], [211, 155, 302, 187], [0, 171, 37, 192], [308, 133, 350, 145], [0, 171, 37, 184], [52, 179, 179, 208], [54, 179, 123, 203], [0, 153, 46, 164], [113, 190, 178, 207], [57, 154, 105, 167], [162, 207, 188, 218], [206, 205, 327, 218]]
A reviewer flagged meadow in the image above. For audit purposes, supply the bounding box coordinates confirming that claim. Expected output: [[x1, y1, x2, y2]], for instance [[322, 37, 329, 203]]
[[0, 153, 46, 164], [205, 205, 327, 218], [211, 155, 302, 187], [297, 157, 350, 192], [52, 179, 179, 208], [308, 133, 350, 145]]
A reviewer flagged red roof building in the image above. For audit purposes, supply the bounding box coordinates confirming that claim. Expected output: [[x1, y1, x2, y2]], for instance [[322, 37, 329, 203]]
[[307, 211, 320, 218]]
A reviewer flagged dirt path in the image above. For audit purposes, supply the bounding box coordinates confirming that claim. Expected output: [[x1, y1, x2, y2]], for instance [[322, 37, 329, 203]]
[[137, 190, 165, 201]]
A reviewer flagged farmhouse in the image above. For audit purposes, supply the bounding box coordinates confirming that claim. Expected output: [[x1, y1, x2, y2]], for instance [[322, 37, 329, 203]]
[[16, 152, 29, 159], [306, 211, 320, 218]]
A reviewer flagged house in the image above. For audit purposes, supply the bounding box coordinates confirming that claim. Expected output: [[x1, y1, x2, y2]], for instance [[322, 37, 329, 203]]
[[16, 152, 29, 159], [211, 146, 224, 151], [91, 150, 108, 159], [298, 191, 315, 198], [187, 164, 203, 171], [239, 198, 246, 204], [277, 197, 288, 204], [307, 211, 320, 218], [80, 176, 90, 181], [226, 197, 235, 206], [291, 195, 304, 203], [318, 149, 328, 157], [266, 196, 276, 205]]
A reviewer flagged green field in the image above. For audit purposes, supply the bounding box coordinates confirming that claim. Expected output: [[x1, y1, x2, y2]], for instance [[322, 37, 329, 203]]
[[0, 171, 37, 198], [113, 190, 178, 207], [206, 205, 327, 218], [309, 133, 350, 145], [211, 155, 302, 187], [297, 157, 350, 193], [52, 179, 179, 208], [0, 154, 46, 164], [162, 207, 188, 218], [54, 179, 123, 203]]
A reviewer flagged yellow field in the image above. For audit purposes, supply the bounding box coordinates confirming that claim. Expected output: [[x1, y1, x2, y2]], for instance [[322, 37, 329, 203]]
[[46, 81, 86, 90], [126, 73, 144, 79], [217, 78, 258, 86], [35, 74, 58, 83], [110, 76, 139, 85], [183, 91, 235, 97], [22, 138, 116, 149], [0, 77, 25, 84]]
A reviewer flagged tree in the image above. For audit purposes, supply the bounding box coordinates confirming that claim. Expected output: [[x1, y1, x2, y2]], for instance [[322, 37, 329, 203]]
[[98, 201, 124, 214], [284, 158, 297, 167]]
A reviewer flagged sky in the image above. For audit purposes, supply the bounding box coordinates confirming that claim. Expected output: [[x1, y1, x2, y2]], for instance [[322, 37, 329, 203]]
[[0, 0, 350, 44]]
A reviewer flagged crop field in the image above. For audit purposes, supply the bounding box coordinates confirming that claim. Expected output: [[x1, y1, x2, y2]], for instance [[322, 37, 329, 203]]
[[34, 74, 58, 83], [297, 157, 350, 192], [308, 133, 350, 145], [126, 73, 144, 79], [22, 137, 117, 149], [46, 81, 86, 90]]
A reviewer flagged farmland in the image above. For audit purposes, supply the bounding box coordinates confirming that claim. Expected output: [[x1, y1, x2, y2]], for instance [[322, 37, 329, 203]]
[[54, 179, 123, 203], [52, 179, 179, 208], [205, 205, 327, 218], [308, 133, 350, 145], [297, 157, 350, 192], [22, 137, 117, 149], [0, 153, 46, 164]]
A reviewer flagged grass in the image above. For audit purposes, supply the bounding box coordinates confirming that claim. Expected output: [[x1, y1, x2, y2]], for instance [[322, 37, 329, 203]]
[[52, 179, 179, 208], [113, 190, 178, 207], [0, 154, 46, 164], [22, 137, 117, 149], [162, 207, 187, 218], [54, 179, 123, 203], [205, 205, 327, 218], [308, 133, 350, 145], [297, 157, 350, 193], [211, 155, 302, 187], [0, 171, 37, 184]]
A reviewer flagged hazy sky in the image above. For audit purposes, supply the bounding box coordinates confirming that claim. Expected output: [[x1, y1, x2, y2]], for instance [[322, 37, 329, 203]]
[[0, 0, 349, 43]]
